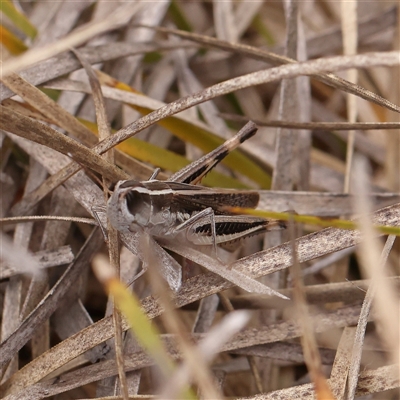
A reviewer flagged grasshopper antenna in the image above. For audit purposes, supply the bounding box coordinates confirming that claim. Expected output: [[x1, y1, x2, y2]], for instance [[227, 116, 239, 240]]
[[149, 168, 161, 180]]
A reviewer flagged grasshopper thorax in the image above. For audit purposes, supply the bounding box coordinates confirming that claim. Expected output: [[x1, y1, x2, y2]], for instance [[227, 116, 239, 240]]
[[107, 180, 176, 235]]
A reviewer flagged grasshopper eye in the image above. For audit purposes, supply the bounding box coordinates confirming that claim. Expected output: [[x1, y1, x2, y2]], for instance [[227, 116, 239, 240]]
[[161, 208, 170, 219], [125, 190, 143, 216]]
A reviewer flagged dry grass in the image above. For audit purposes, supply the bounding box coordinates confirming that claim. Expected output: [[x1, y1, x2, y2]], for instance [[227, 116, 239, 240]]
[[0, 1, 399, 399]]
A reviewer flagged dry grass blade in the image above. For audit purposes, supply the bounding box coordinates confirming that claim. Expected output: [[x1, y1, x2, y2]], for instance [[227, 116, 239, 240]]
[[345, 157, 399, 399], [230, 277, 400, 311], [1, 160, 48, 383], [8, 161, 100, 217], [386, 6, 400, 192], [271, 0, 298, 192], [1, 71, 95, 143], [158, 240, 289, 298], [0, 41, 190, 101], [347, 236, 396, 400], [341, 0, 358, 194], [220, 114, 400, 130], [240, 364, 399, 399], [141, 233, 222, 399], [75, 48, 129, 399], [330, 327, 356, 399], [71, 49, 111, 140], [0, 216, 96, 225], [1, 2, 143, 76], [218, 293, 264, 393], [139, 25, 400, 113], [0, 245, 74, 280], [305, 6, 397, 58], [258, 191, 400, 216], [0, 229, 104, 374], [0, 106, 126, 183], [289, 218, 334, 400]]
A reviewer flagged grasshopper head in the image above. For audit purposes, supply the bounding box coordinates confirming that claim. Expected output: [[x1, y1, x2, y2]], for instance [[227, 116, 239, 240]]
[[107, 180, 151, 232]]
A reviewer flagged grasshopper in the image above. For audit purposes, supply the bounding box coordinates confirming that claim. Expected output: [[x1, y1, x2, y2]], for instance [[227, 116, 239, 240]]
[[107, 121, 287, 297], [107, 121, 285, 244]]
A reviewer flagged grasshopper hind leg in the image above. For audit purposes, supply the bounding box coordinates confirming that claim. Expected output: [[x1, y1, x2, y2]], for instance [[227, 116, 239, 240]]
[[174, 207, 223, 262]]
